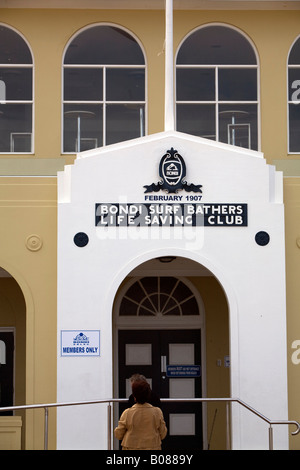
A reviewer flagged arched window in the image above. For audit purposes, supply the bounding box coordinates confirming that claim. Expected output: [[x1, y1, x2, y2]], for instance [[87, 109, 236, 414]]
[[119, 277, 200, 317], [0, 25, 33, 153], [288, 36, 300, 153], [63, 25, 146, 153], [176, 25, 259, 150]]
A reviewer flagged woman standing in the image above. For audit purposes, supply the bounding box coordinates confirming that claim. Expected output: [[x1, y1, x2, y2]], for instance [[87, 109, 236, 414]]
[[114, 381, 167, 450]]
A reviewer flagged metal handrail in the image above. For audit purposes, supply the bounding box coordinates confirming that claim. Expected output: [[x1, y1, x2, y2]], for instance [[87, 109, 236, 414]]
[[1, 397, 300, 450]]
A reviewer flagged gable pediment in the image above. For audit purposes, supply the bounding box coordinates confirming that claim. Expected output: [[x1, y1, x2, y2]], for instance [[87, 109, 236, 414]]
[[58, 131, 280, 206]]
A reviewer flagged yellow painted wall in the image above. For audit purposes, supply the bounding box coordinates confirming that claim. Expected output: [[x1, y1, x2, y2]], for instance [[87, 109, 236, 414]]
[[284, 178, 300, 449], [190, 276, 230, 450], [0, 177, 57, 449]]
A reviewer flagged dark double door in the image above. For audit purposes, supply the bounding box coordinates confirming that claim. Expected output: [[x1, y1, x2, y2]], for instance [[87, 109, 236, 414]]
[[118, 329, 202, 450]]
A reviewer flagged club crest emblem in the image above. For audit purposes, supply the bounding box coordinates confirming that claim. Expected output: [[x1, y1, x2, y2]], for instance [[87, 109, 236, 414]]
[[144, 147, 202, 194]]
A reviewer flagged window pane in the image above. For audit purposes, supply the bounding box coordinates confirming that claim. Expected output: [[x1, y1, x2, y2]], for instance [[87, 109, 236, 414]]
[[288, 68, 300, 102], [126, 282, 146, 303], [0, 68, 32, 101], [219, 68, 257, 101], [289, 104, 300, 152], [64, 26, 144, 65], [177, 104, 215, 139], [219, 104, 258, 150], [289, 38, 300, 65], [160, 277, 177, 295], [106, 104, 145, 145], [106, 68, 145, 101], [140, 277, 158, 294], [176, 68, 215, 101], [173, 281, 193, 302], [0, 26, 32, 64], [181, 297, 199, 315], [177, 26, 256, 65], [0, 104, 32, 152], [63, 104, 103, 152], [120, 298, 137, 316], [64, 68, 103, 101]]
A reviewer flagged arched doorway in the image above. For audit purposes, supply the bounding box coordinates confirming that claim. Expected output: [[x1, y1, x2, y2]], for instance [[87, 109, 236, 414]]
[[0, 266, 26, 447], [113, 256, 230, 450]]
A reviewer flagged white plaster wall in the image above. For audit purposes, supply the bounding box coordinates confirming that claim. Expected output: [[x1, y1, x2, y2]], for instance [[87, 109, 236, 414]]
[[57, 131, 288, 449]]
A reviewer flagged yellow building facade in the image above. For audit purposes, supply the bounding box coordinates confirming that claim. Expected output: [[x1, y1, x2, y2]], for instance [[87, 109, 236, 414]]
[[0, 0, 300, 450]]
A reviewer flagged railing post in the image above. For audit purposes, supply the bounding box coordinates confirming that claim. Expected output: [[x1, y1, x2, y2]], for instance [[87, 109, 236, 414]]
[[107, 402, 112, 450], [44, 407, 49, 450], [269, 425, 274, 450], [226, 401, 231, 450]]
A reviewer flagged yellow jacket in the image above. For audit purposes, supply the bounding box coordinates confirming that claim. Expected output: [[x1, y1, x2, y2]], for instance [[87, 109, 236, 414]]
[[114, 403, 167, 450]]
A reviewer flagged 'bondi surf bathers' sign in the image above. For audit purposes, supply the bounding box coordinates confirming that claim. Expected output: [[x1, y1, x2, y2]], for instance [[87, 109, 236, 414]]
[[95, 203, 247, 227]]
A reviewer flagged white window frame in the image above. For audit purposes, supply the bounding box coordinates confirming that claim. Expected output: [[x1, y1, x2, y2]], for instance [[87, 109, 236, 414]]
[[175, 23, 261, 151], [0, 24, 34, 155], [62, 24, 147, 154]]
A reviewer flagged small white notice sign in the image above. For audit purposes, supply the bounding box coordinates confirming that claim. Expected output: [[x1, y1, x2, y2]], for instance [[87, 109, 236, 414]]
[[61, 330, 100, 357]]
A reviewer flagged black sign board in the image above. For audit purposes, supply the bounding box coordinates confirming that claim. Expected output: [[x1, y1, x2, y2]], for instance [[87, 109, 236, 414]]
[[95, 203, 248, 227]]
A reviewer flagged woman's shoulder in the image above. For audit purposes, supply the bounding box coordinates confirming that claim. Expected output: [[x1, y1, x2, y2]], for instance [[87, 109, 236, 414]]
[[133, 402, 153, 408]]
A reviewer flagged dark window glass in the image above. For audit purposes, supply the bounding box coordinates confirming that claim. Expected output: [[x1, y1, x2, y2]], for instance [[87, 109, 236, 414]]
[[64, 68, 103, 101], [63, 104, 103, 152], [106, 68, 145, 101], [0, 103, 32, 152], [218, 68, 257, 101], [160, 277, 177, 295], [177, 104, 216, 139], [289, 37, 300, 65], [177, 25, 256, 65], [126, 282, 146, 303], [176, 68, 215, 101], [106, 104, 145, 145], [182, 297, 199, 315], [120, 297, 137, 316], [0, 67, 32, 101], [140, 277, 157, 294], [139, 297, 156, 316], [64, 25, 144, 65], [289, 104, 300, 152], [0, 26, 32, 64], [219, 104, 257, 149], [173, 281, 194, 302]]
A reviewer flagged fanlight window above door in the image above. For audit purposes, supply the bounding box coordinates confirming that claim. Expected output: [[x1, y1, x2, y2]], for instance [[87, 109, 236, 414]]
[[119, 277, 199, 316]]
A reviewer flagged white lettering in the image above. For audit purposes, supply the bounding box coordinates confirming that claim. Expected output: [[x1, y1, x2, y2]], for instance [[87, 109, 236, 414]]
[[291, 80, 300, 104], [291, 340, 300, 364]]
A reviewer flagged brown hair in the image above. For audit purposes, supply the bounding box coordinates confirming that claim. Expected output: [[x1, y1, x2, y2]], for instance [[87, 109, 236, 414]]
[[132, 380, 151, 404]]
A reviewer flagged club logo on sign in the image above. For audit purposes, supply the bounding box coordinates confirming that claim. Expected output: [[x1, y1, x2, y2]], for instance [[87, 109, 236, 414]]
[[143, 147, 202, 194]]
